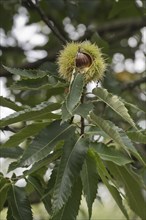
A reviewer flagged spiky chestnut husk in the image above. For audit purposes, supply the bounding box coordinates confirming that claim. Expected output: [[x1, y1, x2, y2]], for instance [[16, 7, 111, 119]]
[[57, 41, 106, 83]]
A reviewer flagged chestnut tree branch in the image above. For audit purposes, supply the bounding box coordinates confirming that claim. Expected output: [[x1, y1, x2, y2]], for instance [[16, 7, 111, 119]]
[[97, 17, 146, 35], [80, 17, 146, 41], [27, 0, 67, 44]]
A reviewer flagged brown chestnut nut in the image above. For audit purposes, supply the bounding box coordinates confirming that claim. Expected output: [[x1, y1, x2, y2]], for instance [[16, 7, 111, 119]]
[[75, 51, 92, 69]]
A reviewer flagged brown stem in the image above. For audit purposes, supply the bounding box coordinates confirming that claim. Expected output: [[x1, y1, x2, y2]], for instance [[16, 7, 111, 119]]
[[80, 89, 85, 136]]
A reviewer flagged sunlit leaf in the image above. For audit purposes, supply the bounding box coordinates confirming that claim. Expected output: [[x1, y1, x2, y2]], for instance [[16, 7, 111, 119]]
[[66, 73, 84, 114], [61, 102, 71, 122], [124, 101, 146, 114], [127, 130, 146, 144], [92, 87, 136, 128]]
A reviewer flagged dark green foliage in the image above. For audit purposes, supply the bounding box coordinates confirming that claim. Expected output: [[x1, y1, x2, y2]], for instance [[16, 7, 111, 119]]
[[81, 149, 99, 219], [0, 0, 146, 219], [1, 64, 145, 220], [7, 185, 33, 220]]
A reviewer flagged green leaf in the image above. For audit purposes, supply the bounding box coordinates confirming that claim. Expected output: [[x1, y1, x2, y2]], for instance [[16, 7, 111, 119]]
[[0, 101, 60, 127], [11, 77, 50, 90], [85, 126, 109, 137], [91, 142, 132, 166], [1, 122, 50, 148], [44, 163, 59, 197], [52, 136, 89, 214], [66, 73, 84, 114], [89, 113, 135, 153], [124, 101, 146, 114], [61, 102, 72, 122], [3, 65, 48, 79], [0, 177, 11, 211], [17, 121, 75, 167], [94, 154, 129, 220], [74, 103, 93, 119], [89, 112, 145, 166], [81, 148, 99, 219], [61, 102, 93, 122], [52, 176, 82, 220], [7, 204, 15, 220], [0, 147, 23, 159], [27, 176, 52, 214], [29, 112, 60, 121], [108, 0, 140, 18], [107, 162, 146, 220], [0, 96, 24, 111], [24, 149, 62, 176], [11, 76, 66, 91], [126, 130, 146, 144], [7, 185, 33, 220], [92, 87, 136, 128]]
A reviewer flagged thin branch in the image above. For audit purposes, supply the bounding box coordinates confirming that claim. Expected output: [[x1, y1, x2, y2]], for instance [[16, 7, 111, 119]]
[[80, 17, 146, 41], [27, 0, 67, 44], [41, 7, 68, 41], [121, 76, 146, 91], [97, 17, 146, 35]]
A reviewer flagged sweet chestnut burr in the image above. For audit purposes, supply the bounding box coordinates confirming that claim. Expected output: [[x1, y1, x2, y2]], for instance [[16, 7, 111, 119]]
[[57, 41, 106, 83]]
